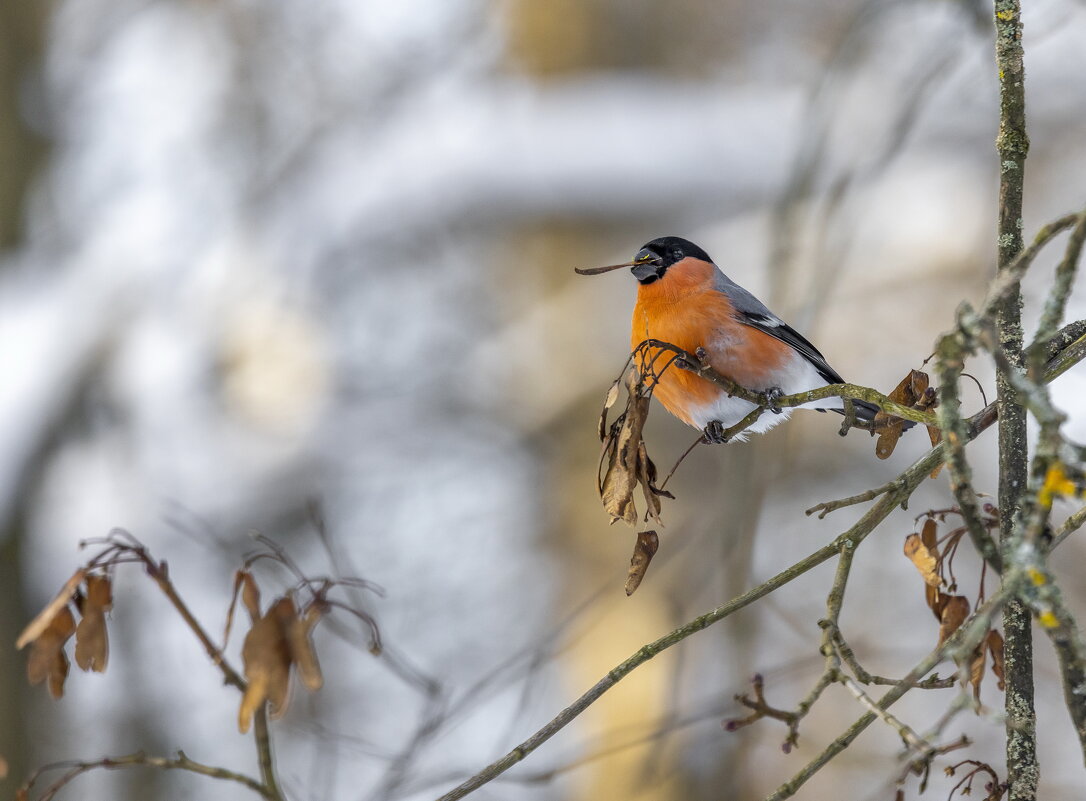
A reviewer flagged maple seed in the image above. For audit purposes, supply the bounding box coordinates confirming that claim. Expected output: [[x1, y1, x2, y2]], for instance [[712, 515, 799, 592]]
[[987, 629, 1006, 691], [16, 569, 86, 649], [26, 605, 77, 699], [75, 574, 113, 673], [904, 533, 941, 587], [239, 596, 296, 733], [625, 530, 660, 596], [286, 604, 324, 692], [938, 595, 971, 647], [875, 369, 931, 459]]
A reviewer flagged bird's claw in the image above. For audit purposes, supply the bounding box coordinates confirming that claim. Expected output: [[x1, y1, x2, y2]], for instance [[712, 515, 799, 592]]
[[763, 387, 784, 414], [703, 420, 729, 444]]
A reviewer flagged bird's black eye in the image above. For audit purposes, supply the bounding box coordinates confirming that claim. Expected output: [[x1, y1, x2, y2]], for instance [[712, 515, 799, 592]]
[[672, 248, 683, 260]]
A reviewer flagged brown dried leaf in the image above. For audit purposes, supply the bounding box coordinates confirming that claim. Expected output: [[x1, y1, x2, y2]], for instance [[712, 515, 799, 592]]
[[987, 629, 1005, 691], [909, 370, 930, 399], [16, 569, 86, 650], [874, 370, 929, 460], [286, 604, 324, 691], [969, 642, 987, 702], [75, 574, 112, 673], [625, 530, 659, 596], [875, 420, 905, 460], [598, 379, 621, 442], [601, 371, 651, 526], [926, 584, 942, 619], [26, 605, 77, 699], [904, 533, 941, 587], [637, 442, 662, 525], [241, 571, 262, 621], [938, 595, 971, 647], [921, 518, 938, 551], [238, 596, 294, 733]]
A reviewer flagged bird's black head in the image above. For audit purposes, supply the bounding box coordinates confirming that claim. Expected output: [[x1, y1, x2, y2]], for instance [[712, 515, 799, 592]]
[[630, 236, 714, 285]]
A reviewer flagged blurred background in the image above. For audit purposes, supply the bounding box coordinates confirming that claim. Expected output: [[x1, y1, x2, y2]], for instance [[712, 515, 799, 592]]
[[3, 0, 1086, 799]]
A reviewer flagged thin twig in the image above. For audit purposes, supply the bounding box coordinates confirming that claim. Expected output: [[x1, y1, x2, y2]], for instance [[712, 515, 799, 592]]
[[18, 750, 274, 801], [762, 589, 1010, 801], [433, 438, 949, 801]]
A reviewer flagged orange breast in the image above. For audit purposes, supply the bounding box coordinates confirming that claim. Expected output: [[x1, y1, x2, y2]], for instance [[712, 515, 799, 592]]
[[630, 259, 792, 426]]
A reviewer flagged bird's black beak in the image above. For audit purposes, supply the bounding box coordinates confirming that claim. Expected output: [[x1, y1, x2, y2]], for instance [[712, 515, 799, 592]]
[[630, 260, 662, 283]]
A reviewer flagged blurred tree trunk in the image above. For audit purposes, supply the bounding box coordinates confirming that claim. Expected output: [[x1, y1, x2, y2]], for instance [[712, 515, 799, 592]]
[[992, 1, 1037, 799], [0, 0, 51, 793]]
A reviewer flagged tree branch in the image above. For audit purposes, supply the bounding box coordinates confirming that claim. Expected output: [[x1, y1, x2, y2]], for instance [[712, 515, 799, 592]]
[[17, 750, 274, 801], [433, 440, 950, 801], [992, 0, 1037, 796]]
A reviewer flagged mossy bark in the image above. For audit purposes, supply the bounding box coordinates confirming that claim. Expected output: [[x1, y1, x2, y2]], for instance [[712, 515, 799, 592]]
[[993, 1, 1037, 799]]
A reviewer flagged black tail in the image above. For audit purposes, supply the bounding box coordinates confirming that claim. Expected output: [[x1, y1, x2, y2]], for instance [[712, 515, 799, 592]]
[[830, 398, 916, 430]]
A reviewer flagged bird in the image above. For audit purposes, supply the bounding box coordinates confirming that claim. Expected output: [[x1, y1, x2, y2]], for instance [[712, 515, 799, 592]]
[[577, 236, 879, 443]]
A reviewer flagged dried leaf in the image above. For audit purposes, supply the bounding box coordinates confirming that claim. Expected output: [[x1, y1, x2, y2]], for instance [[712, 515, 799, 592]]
[[921, 518, 938, 551], [75, 574, 112, 673], [938, 595, 971, 647], [875, 420, 905, 460], [601, 371, 651, 526], [625, 530, 659, 596], [26, 605, 77, 699], [987, 629, 1005, 691], [598, 379, 621, 441], [287, 604, 324, 691], [637, 442, 662, 524], [238, 596, 294, 733], [875, 370, 929, 460], [909, 370, 930, 400], [16, 569, 86, 650], [969, 642, 987, 702], [241, 571, 262, 621], [904, 533, 941, 587]]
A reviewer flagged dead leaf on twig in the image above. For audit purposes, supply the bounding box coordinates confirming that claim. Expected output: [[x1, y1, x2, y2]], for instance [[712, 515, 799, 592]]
[[600, 370, 650, 526], [16, 569, 85, 650], [937, 595, 971, 647], [987, 629, 1005, 691], [904, 528, 942, 588], [599, 367, 672, 527], [74, 574, 112, 672], [969, 642, 987, 701], [238, 591, 327, 732], [239, 596, 296, 732], [287, 604, 324, 691], [876, 370, 935, 460], [25, 605, 77, 699], [625, 530, 659, 596]]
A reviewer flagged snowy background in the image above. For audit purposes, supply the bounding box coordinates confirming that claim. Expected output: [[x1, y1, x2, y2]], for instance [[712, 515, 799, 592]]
[[3, 0, 1086, 799]]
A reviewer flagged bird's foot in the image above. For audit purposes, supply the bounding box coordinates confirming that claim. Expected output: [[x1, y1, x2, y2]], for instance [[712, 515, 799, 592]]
[[703, 420, 730, 444], [762, 386, 784, 414]]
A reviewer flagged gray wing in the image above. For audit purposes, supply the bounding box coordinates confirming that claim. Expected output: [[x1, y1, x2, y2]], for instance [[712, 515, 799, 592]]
[[713, 270, 845, 385]]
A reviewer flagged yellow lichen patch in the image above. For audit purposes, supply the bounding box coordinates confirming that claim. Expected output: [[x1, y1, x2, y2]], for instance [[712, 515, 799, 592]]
[[1038, 610, 1059, 629], [1027, 567, 1047, 587], [1039, 463, 1080, 508]]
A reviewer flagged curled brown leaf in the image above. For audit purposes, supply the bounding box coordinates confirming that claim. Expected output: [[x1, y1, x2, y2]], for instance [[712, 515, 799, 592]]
[[238, 596, 294, 733], [600, 370, 651, 526], [625, 530, 660, 596], [16, 569, 85, 650], [987, 629, 1006, 691], [75, 574, 112, 673], [937, 595, 971, 647], [904, 533, 941, 588], [286, 603, 324, 692], [969, 642, 987, 702], [875, 370, 931, 460], [26, 605, 77, 699]]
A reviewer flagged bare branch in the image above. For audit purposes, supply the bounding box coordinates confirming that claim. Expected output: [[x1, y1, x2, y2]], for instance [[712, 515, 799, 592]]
[[18, 750, 273, 801]]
